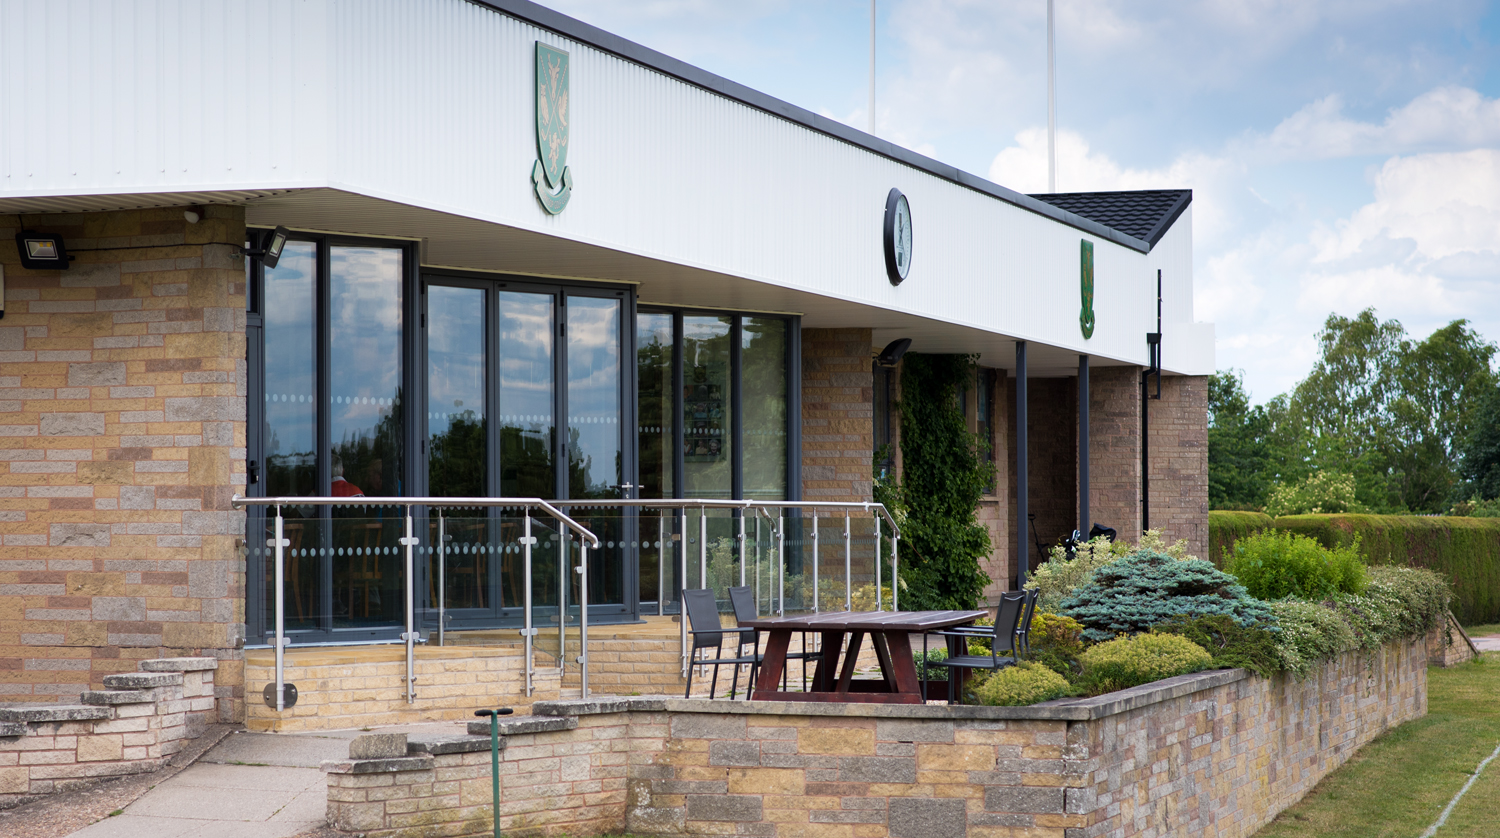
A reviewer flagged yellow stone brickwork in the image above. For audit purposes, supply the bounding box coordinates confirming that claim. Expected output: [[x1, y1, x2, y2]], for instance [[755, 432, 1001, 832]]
[[0, 208, 248, 719], [324, 637, 1427, 838]]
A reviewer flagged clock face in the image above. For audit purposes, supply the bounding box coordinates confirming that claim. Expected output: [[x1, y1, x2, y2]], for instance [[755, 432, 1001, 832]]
[[884, 188, 914, 285]]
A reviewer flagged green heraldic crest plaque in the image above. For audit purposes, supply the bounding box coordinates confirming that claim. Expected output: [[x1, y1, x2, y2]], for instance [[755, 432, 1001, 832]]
[[532, 42, 574, 214], [1079, 239, 1096, 339]]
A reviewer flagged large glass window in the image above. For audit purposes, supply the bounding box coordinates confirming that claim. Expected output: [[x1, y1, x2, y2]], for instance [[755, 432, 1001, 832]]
[[682, 316, 732, 499], [497, 291, 555, 498], [636, 314, 674, 500], [427, 286, 486, 498], [742, 318, 787, 501]]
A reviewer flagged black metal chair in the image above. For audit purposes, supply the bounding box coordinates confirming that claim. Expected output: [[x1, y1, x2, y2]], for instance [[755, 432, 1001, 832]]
[[928, 590, 1032, 702], [728, 584, 823, 692], [684, 588, 761, 699]]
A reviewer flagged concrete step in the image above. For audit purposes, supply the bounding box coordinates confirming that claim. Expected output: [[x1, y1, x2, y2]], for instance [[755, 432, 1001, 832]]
[[0, 703, 111, 723], [102, 672, 183, 689], [139, 656, 218, 672], [0, 722, 29, 737], [81, 689, 156, 706], [465, 715, 577, 737]]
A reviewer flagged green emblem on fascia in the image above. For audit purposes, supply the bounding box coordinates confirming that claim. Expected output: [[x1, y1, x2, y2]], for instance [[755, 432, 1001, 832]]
[[532, 42, 573, 214], [1079, 239, 1096, 339]]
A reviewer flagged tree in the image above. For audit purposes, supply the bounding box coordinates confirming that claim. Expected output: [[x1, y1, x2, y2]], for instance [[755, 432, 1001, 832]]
[[1456, 382, 1500, 502], [1207, 370, 1275, 508]]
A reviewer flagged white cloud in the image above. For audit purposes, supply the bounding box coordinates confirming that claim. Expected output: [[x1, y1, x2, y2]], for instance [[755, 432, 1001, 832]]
[[1259, 87, 1500, 160]]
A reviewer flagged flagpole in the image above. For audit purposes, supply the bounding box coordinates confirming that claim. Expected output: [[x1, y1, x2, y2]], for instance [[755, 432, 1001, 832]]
[[1047, 0, 1056, 192], [869, 0, 877, 135]]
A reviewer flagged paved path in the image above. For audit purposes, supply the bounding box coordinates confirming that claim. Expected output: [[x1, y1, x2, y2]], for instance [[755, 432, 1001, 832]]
[[1473, 633, 1500, 653], [65, 723, 468, 838]]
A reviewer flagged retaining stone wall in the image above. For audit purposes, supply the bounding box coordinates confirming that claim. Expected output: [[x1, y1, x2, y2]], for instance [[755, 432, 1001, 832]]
[[0, 208, 248, 720], [0, 656, 216, 806], [324, 637, 1426, 838]]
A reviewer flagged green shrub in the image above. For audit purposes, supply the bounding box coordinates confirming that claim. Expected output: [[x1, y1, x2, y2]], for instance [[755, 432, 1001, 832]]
[[1060, 550, 1277, 642], [975, 662, 1073, 706], [1151, 614, 1282, 678], [1266, 599, 1360, 678], [1225, 530, 1367, 600], [1449, 497, 1500, 517], [1079, 633, 1213, 694], [1265, 471, 1360, 516], [1027, 612, 1086, 678], [1326, 565, 1450, 650], [912, 647, 948, 681], [1271, 514, 1499, 624], [1024, 529, 1200, 613], [1208, 510, 1275, 567]]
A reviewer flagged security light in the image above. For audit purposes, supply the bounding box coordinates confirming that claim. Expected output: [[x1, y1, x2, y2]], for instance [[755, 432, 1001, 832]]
[[875, 338, 912, 368], [15, 231, 70, 270], [242, 226, 291, 270]]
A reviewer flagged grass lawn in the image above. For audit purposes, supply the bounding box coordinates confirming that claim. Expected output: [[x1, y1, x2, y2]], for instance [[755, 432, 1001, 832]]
[[1462, 623, 1500, 637], [1255, 653, 1500, 837]]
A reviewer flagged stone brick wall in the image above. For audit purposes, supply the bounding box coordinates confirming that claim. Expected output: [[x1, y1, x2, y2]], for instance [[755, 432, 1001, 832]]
[[1086, 366, 1141, 544], [1006, 377, 1078, 585], [321, 637, 1427, 838], [0, 656, 217, 806], [801, 329, 873, 503], [1145, 375, 1209, 560], [0, 207, 248, 719]]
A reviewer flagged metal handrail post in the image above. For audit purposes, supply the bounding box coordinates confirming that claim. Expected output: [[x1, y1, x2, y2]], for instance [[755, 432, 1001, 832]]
[[776, 511, 784, 616], [844, 513, 852, 612], [657, 511, 666, 616], [698, 507, 707, 591], [754, 516, 762, 615], [558, 532, 567, 673], [521, 514, 536, 696], [875, 516, 882, 611], [577, 540, 589, 698], [680, 508, 688, 677], [270, 505, 288, 712], [738, 512, 746, 588], [401, 506, 418, 704], [892, 536, 900, 611], [811, 514, 819, 613], [437, 512, 446, 647]]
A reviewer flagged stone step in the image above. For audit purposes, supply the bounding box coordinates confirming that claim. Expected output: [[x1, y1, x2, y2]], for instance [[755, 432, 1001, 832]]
[[465, 715, 577, 737], [139, 657, 219, 672], [0, 703, 111, 723], [102, 672, 183, 690], [81, 689, 156, 706]]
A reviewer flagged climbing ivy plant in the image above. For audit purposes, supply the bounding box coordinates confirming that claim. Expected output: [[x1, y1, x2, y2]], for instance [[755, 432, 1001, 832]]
[[879, 353, 994, 609]]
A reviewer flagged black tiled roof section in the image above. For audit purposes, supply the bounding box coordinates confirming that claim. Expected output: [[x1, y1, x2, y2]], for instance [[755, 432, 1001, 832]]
[[1027, 190, 1192, 247]]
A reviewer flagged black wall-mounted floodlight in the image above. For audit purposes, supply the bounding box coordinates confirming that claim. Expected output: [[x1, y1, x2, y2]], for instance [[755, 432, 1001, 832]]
[[875, 338, 912, 368], [242, 226, 291, 270], [15, 231, 71, 271]]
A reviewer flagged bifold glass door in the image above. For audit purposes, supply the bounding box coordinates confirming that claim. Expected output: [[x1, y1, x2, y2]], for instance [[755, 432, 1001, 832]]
[[423, 279, 631, 632]]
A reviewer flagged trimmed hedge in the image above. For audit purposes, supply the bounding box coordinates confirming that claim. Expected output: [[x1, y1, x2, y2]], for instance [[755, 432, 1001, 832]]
[[1272, 515, 1500, 626], [1207, 510, 1274, 566]]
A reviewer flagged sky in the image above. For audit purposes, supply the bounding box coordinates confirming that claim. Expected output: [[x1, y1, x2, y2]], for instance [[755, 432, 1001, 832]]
[[540, 0, 1500, 404]]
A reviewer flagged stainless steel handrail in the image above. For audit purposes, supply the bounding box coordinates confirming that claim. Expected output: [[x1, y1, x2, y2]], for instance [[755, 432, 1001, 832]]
[[232, 495, 899, 707], [231, 495, 601, 711]]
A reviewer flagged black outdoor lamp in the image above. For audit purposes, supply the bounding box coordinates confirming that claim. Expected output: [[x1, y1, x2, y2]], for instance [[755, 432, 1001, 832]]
[[242, 225, 291, 269], [15, 230, 71, 271], [875, 338, 912, 368]]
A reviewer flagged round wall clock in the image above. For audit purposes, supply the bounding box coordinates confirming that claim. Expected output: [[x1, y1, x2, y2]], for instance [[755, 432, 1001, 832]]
[[883, 188, 913, 286]]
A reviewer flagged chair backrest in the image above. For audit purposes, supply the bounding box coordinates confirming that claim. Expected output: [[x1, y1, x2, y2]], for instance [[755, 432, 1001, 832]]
[[683, 588, 723, 652], [991, 591, 1027, 656], [727, 586, 758, 647], [1015, 589, 1039, 655]]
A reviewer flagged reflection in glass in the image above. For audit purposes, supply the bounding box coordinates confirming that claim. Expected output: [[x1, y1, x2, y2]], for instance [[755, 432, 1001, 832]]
[[329, 246, 404, 627], [568, 296, 623, 606], [428, 286, 486, 498], [261, 242, 319, 631], [636, 313, 675, 608], [636, 313, 674, 500], [682, 316, 732, 499], [742, 318, 787, 500], [497, 291, 555, 498]]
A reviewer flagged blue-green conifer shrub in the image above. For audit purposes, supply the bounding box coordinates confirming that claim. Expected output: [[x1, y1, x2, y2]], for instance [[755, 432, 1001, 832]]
[[1060, 550, 1276, 642]]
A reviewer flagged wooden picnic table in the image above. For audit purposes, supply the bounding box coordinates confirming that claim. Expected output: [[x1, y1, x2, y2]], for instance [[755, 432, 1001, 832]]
[[739, 610, 987, 704]]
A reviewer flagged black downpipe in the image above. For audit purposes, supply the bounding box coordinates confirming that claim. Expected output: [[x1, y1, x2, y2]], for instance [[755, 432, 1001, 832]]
[[1142, 269, 1163, 531], [1078, 354, 1089, 536], [1015, 341, 1028, 589]]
